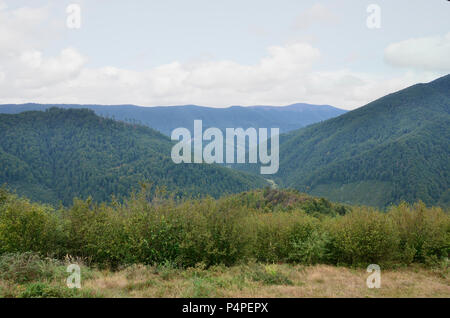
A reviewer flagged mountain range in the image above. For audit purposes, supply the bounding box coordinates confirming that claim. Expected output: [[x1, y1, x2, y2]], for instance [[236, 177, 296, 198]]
[[0, 75, 448, 208], [0, 108, 266, 205], [0, 103, 346, 136], [272, 74, 450, 207]]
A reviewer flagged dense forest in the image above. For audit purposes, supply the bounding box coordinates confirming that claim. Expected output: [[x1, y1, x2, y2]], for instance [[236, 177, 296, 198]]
[[0, 108, 266, 205], [266, 74, 450, 207], [0, 103, 346, 136], [0, 76, 449, 208]]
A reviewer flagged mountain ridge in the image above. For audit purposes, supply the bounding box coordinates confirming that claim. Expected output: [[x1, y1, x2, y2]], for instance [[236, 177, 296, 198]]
[[0, 102, 346, 136], [274, 74, 450, 207], [0, 108, 267, 205]]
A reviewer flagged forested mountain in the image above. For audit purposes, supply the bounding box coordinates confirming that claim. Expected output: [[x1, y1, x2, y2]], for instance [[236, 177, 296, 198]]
[[0, 103, 346, 136], [273, 74, 450, 207], [0, 108, 266, 205]]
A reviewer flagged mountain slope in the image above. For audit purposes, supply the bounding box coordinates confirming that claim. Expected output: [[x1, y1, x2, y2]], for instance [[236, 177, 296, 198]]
[[0, 108, 266, 205], [275, 74, 450, 207], [0, 103, 346, 136]]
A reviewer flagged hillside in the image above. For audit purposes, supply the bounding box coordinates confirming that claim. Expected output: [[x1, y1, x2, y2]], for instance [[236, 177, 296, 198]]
[[0, 108, 266, 205], [274, 74, 450, 207], [0, 103, 346, 136]]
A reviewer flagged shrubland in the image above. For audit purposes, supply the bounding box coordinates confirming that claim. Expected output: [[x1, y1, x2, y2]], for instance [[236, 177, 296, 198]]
[[0, 185, 448, 270]]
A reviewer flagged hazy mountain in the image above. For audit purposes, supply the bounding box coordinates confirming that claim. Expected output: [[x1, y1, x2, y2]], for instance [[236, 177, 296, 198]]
[[273, 74, 450, 207], [0, 103, 346, 136], [0, 108, 267, 205]]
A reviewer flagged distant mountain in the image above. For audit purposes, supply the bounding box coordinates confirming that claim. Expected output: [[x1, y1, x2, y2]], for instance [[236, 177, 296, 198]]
[[0, 108, 266, 205], [0, 103, 346, 136], [273, 74, 450, 207]]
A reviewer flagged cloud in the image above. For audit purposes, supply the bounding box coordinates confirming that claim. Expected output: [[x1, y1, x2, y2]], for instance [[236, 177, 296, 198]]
[[0, 4, 50, 54], [293, 4, 339, 30], [1, 44, 434, 109], [0, 4, 444, 110], [13, 48, 86, 89], [384, 32, 450, 72], [0, 1, 8, 11]]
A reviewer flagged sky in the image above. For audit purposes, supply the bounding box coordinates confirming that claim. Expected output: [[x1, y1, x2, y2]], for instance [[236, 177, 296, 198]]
[[0, 0, 449, 110]]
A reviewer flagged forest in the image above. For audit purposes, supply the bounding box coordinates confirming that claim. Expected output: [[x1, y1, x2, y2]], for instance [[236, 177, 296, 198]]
[[263, 74, 450, 207], [0, 108, 266, 205]]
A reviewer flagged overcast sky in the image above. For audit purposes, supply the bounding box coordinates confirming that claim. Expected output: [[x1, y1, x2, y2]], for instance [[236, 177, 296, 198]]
[[0, 0, 449, 109]]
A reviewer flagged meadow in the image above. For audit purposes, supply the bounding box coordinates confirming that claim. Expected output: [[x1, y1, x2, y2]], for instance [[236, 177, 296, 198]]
[[0, 185, 448, 297]]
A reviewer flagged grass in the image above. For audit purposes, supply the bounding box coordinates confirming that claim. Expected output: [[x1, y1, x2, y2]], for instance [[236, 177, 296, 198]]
[[1, 261, 448, 298]]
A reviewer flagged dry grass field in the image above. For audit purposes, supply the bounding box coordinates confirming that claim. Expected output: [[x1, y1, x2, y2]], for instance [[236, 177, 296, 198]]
[[82, 264, 449, 298], [3, 263, 446, 298]]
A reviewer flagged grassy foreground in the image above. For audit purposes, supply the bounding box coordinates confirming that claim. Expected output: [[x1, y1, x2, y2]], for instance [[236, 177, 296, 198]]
[[0, 257, 448, 298], [0, 187, 448, 298], [82, 264, 450, 298]]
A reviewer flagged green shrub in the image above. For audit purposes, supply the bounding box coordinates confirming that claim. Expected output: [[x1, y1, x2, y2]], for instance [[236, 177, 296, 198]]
[[18, 282, 97, 298], [327, 208, 400, 266], [288, 226, 329, 264], [0, 252, 59, 284], [249, 213, 294, 263], [177, 198, 252, 267], [389, 202, 450, 264], [0, 188, 448, 269], [19, 282, 68, 298], [124, 203, 183, 266], [63, 199, 131, 268], [249, 212, 327, 264], [248, 264, 293, 286], [0, 194, 62, 256]]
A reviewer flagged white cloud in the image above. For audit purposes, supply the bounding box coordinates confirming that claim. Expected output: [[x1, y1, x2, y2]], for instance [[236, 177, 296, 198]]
[[0, 1, 8, 11], [0, 5, 50, 54], [12, 48, 86, 89], [293, 4, 339, 30], [0, 4, 445, 110], [384, 32, 450, 72]]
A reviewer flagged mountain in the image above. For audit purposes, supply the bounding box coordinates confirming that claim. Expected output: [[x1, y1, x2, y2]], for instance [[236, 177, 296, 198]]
[[0, 103, 346, 136], [273, 74, 450, 207], [0, 108, 267, 205]]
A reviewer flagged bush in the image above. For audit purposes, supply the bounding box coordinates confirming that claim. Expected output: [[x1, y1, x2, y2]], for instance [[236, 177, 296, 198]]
[[18, 282, 96, 298], [0, 194, 63, 256], [288, 228, 329, 265], [0, 188, 448, 269], [327, 208, 400, 266], [19, 282, 69, 298], [0, 252, 59, 284], [248, 264, 293, 286], [249, 212, 296, 263], [389, 202, 450, 264], [63, 198, 133, 268]]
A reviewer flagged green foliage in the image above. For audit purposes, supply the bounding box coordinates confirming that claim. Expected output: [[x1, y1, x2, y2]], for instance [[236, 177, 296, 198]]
[[0, 188, 448, 269], [0, 108, 266, 206], [0, 192, 63, 256], [17, 282, 95, 298], [326, 208, 401, 266], [388, 202, 450, 265], [271, 74, 450, 207], [0, 252, 59, 284], [288, 228, 329, 265], [0, 103, 346, 137], [19, 282, 70, 298], [248, 264, 293, 286]]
